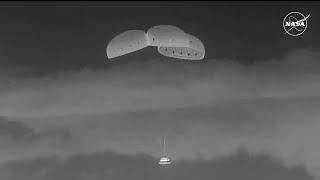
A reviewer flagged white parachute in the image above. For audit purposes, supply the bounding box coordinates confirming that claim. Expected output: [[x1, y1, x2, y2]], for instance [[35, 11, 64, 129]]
[[146, 25, 189, 47], [106, 25, 205, 60], [106, 30, 149, 59], [157, 33, 205, 60]]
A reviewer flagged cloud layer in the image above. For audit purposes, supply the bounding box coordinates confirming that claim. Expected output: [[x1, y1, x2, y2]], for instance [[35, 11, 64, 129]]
[[0, 149, 314, 180], [1, 48, 320, 177]]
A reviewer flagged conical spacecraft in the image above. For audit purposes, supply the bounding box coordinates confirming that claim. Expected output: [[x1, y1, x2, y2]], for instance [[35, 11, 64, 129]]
[[158, 135, 171, 165]]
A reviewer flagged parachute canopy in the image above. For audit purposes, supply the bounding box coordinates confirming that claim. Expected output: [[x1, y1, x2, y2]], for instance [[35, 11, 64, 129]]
[[157, 33, 205, 60], [106, 25, 205, 60], [106, 30, 149, 59], [146, 25, 189, 47]]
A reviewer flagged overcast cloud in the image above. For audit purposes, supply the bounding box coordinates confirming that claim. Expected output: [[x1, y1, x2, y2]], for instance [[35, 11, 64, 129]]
[[0, 48, 320, 178]]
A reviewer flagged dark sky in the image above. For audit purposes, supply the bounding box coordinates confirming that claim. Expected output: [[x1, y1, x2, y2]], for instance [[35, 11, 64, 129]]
[[1, 2, 320, 180], [0, 1, 319, 75]]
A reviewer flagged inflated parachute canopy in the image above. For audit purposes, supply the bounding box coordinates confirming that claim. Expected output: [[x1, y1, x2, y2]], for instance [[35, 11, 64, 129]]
[[106, 25, 205, 60], [106, 30, 149, 59], [157, 33, 205, 60], [146, 25, 189, 47]]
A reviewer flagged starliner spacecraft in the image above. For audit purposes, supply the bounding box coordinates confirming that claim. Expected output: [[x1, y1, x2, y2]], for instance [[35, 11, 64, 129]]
[[106, 25, 205, 60], [158, 136, 171, 165]]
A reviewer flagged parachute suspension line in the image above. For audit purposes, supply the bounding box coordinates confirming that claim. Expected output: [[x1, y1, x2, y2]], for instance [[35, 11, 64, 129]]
[[163, 135, 166, 156]]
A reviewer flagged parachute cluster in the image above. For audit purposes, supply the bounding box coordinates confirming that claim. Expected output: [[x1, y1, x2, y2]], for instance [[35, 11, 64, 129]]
[[106, 25, 205, 60]]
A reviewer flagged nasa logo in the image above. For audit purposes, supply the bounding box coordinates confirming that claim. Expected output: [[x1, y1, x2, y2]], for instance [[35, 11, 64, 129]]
[[283, 12, 310, 36]]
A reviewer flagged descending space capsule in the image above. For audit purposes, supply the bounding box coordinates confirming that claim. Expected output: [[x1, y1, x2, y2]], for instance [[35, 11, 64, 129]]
[[158, 136, 171, 165]]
